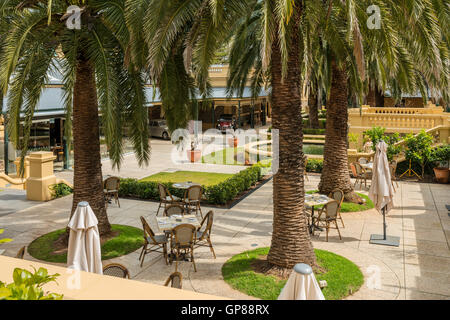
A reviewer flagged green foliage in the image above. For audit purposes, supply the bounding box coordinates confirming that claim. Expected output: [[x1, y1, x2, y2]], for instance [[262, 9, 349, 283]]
[[306, 159, 324, 173], [365, 127, 401, 161], [0, 267, 63, 300], [405, 130, 434, 177], [119, 163, 271, 205], [303, 128, 326, 135], [431, 144, 450, 168], [49, 183, 73, 199], [222, 248, 364, 300], [0, 228, 13, 244], [348, 132, 359, 145]]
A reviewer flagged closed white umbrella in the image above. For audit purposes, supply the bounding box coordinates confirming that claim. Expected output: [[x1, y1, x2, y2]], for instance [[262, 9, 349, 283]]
[[369, 140, 395, 213], [278, 264, 325, 300], [368, 141, 399, 246], [67, 201, 103, 274]]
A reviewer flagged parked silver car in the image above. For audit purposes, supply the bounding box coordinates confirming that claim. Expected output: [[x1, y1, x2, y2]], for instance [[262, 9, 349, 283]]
[[149, 119, 171, 140]]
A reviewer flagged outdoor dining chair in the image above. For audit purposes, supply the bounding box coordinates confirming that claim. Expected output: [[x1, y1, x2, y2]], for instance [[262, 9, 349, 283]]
[[171, 224, 197, 272], [164, 204, 185, 217], [315, 200, 342, 242], [139, 216, 169, 267], [390, 160, 399, 190], [103, 263, 130, 279], [15, 246, 26, 259], [194, 210, 216, 259], [164, 272, 183, 289], [329, 189, 345, 228], [104, 176, 121, 208], [350, 162, 370, 189], [183, 185, 203, 218], [157, 184, 181, 216]]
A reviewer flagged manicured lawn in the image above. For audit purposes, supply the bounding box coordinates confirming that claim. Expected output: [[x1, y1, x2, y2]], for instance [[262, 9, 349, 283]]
[[306, 190, 374, 212], [202, 147, 245, 165], [140, 171, 233, 186], [28, 225, 144, 263], [222, 248, 364, 300]]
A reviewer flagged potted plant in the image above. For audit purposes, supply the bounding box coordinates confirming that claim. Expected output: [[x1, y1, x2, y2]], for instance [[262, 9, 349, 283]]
[[187, 141, 202, 163], [431, 145, 450, 183], [228, 132, 239, 148]]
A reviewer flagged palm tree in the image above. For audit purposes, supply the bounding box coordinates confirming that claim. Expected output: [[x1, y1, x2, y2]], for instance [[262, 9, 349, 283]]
[[130, 0, 317, 272], [316, 0, 448, 201], [0, 0, 150, 237]]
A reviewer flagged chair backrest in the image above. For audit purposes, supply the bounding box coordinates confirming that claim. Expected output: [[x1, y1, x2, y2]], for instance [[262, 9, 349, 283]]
[[158, 184, 167, 199], [185, 185, 202, 201], [173, 224, 196, 247], [198, 211, 214, 240], [103, 263, 130, 278], [104, 177, 120, 191], [164, 272, 183, 289], [325, 200, 339, 219], [164, 204, 185, 217], [330, 189, 344, 207], [140, 216, 157, 244], [350, 163, 358, 177], [354, 162, 363, 175], [15, 246, 25, 259], [359, 157, 368, 164]]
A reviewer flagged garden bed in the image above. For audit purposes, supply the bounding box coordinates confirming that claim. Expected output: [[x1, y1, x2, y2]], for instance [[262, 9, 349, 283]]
[[222, 247, 363, 300]]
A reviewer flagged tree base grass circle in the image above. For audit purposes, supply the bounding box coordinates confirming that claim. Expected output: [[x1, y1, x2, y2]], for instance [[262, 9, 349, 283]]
[[222, 248, 364, 300], [28, 225, 144, 263], [307, 190, 374, 212]]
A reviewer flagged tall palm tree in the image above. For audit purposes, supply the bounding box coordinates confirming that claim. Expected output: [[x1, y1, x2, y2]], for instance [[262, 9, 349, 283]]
[[316, 0, 448, 201], [0, 0, 150, 237], [130, 0, 317, 271]]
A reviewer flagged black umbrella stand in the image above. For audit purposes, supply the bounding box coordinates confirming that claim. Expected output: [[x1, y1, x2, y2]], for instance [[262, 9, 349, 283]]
[[369, 205, 400, 247]]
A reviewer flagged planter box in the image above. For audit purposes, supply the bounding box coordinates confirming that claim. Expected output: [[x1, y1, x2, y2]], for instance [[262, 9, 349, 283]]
[[228, 137, 238, 148], [434, 167, 449, 184], [187, 149, 202, 163]]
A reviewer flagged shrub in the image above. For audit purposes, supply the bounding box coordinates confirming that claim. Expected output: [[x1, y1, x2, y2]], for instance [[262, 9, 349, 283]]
[[306, 159, 323, 173], [119, 162, 271, 205], [303, 128, 326, 135], [431, 144, 450, 169], [365, 126, 402, 161], [405, 130, 434, 178], [49, 183, 73, 199]]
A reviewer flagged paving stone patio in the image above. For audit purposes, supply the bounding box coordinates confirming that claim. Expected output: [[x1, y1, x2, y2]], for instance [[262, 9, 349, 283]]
[[1, 172, 449, 300]]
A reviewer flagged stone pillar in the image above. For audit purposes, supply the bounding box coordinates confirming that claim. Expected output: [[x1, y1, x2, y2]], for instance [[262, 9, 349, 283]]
[[26, 152, 57, 201]]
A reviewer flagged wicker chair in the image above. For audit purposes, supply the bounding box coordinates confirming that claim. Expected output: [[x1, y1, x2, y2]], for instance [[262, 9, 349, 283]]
[[194, 210, 216, 259], [351, 162, 370, 189], [157, 184, 181, 216], [183, 185, 203, 218], [139, 216, 168, 267], [15, 246, 26, 259], [316, 200, 342, 242], [164, 204, 185, 217], [104, 176, 120, 208], [103, 263, 130, 278], [164, 272, 183, 289], [171, 224, 197, 272], [329, 189, 345, 228], [390, 160, 399, 190]]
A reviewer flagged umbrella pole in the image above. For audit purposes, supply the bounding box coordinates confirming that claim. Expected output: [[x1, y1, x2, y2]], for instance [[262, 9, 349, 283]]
[[370, 205, 400, 247]]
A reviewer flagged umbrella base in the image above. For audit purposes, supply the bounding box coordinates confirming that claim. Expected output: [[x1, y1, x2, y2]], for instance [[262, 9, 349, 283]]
[[369, 234, 400, 247]]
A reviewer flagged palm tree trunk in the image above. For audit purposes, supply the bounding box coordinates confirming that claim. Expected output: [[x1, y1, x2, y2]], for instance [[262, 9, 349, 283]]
[[318, 60, 362, 203], [70, 57, 111, 237], [266, 6, 316, 274], [308, 88, 319, 129]]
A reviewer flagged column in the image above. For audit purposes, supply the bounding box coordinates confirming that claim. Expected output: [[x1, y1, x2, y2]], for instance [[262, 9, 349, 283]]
[[26, 151, 57, 201]]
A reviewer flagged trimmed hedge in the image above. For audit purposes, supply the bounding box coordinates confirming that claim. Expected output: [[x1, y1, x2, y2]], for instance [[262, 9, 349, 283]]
[[119, 162, 272, 205], [306, 158, 323, 173]]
